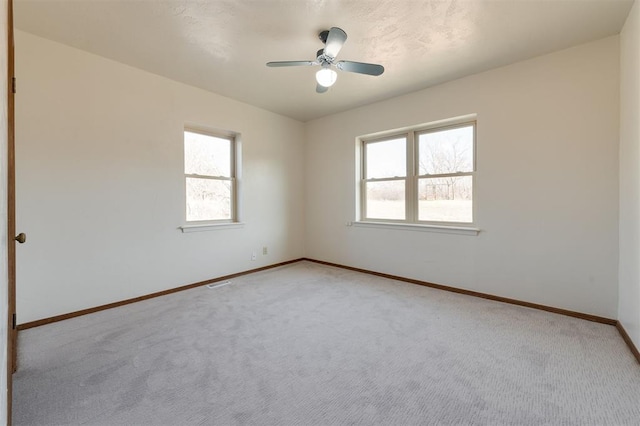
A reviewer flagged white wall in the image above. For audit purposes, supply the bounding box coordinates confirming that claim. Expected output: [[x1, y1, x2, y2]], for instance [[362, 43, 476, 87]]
[[619, 1, 640, 349], [0, 0, 9, 421], [15, 31, 306, 324], [305, 36, 620, 318]]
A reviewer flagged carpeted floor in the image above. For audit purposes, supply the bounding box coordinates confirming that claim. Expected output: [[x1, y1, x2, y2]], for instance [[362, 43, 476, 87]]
[[13, 261, 640, 425]]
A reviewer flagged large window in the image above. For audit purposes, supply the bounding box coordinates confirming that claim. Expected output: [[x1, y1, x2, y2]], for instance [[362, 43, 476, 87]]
[[184, 129, 236, 222], [361, 120, 475, 225]]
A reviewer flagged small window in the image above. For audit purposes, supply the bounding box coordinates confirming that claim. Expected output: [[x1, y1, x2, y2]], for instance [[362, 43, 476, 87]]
[[184, 129, 236, 222], [361, 120, 476, 225]]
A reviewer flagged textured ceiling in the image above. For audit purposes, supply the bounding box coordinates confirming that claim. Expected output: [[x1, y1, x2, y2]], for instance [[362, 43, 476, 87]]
[[14, 0, 635, 122]]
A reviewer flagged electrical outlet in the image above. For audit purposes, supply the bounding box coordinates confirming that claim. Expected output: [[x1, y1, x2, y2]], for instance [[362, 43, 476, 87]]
[[263, 246, 268, 255], [251, 252, 257, 261]]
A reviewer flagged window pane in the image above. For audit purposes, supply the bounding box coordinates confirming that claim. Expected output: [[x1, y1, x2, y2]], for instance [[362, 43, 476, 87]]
[[365, 137, 406, 179], [418, 176, 472, 222], [184, 131, 231, 177], [186, 177, 232, 221], [418, 126, 473, 175], [366, 180, 405, 220]]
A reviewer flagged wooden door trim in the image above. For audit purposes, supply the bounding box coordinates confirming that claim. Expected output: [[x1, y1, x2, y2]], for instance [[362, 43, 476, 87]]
[[7, 0, 15, 423]]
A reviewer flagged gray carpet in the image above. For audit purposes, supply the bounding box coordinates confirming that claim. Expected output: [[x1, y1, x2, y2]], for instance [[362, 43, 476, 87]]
[[13, 261, 640, 425]]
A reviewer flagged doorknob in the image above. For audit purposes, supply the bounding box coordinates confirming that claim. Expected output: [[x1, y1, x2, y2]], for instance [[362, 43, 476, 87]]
[[14, 233, 26, 244]]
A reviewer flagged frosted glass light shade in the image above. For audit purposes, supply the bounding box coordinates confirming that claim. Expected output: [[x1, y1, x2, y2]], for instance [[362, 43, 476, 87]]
[[316, 68, 337, 87]]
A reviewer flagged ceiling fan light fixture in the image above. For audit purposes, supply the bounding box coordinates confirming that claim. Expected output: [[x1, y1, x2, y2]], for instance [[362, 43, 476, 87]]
[[316, 68, 337, 87], [267, 27, 383, 93]]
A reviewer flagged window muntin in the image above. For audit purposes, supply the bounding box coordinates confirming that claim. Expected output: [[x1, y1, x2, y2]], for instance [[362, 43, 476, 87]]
[[361, 121, 475, 225], [184, 129, 235, 222]]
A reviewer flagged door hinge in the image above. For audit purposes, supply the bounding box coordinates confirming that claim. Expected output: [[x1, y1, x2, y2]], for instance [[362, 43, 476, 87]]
[[12, 313, 16, 330], [12, 77, 16, 94]]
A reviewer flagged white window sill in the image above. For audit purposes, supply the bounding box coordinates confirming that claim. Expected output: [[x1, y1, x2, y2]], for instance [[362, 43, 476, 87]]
[[179, 222, 245, 233], [351, 221, 480, 236]]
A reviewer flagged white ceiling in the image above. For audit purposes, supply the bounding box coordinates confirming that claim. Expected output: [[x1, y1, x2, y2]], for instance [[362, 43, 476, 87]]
[[14, 0, 634, 122]]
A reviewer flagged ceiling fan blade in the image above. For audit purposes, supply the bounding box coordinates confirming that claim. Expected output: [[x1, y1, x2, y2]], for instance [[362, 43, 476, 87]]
[[323, 27, 347, 58], [336, 60, 384, 76], [316, 84, 329, 94], [266, 61, 315, 67]]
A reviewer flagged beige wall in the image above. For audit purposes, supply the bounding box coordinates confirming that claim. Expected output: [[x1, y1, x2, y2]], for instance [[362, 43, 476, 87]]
[[15, 31, 306, 323], [619, 0, 640, 350], [305, 36, 620, 318]]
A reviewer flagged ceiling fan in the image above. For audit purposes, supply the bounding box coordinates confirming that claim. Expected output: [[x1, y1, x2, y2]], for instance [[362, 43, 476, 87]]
[[266, 27, 385, 94]]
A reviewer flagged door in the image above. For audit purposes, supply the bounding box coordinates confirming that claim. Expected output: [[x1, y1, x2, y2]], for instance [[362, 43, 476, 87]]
[[6, 0, 16, 422]]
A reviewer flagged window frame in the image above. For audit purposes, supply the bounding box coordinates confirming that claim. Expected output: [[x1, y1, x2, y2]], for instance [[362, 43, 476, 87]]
[[361, 134, 410, 223], [184, 127, 237, 224], [360, 119, 476, 227]]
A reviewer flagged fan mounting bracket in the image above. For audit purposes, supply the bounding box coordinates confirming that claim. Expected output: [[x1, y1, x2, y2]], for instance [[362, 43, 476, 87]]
[[318, 30, 329, 44]]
